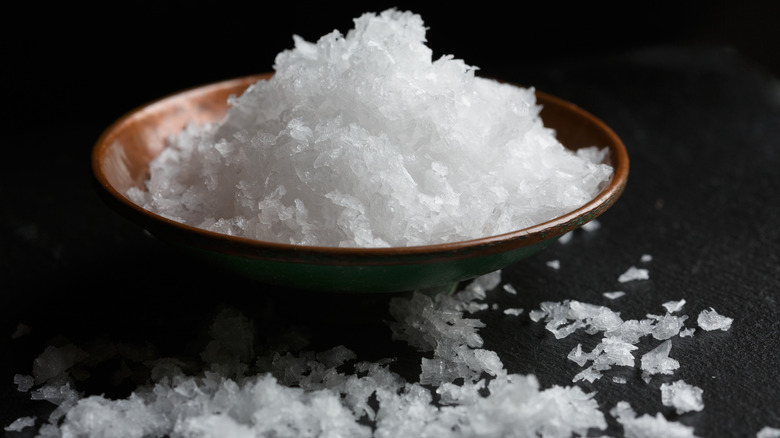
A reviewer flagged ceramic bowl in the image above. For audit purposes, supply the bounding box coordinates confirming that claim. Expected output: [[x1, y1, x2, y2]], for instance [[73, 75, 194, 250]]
[[91, 73, 628, 293]]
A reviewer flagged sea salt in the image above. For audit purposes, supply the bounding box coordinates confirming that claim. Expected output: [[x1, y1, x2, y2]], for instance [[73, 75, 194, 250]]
[[697, 308, 733, 331], [127, 8, 613, 248], [663, 299, 687, 313], [611, 401, 699, 438], [503, 308, 524, 316], [4, 416, 35, 432], [757, 426, 780, 438], [546, 259, 561, 270], [660, 380, 704, 414], [603, 291, 626, 300], [582, 219, 601, 232], [640, 340, 680, 381], [502, 283, 517, 295], [618, 266, 649, 283]]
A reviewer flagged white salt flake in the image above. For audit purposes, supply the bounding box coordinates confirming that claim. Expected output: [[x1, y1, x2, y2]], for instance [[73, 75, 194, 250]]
[[4, 416, 36, 432], [582, 219, 601, 232], [660, 380, 704, 414], [502, 283, 517, 295], [558, 231, 574, 244], [697, 308, 733, 331], [640, 340, 680, 380], [612, 401, 699, 438], [640, 254, 653, 262], [662, 299, 686, 313], [14, 374, 34, 392], [757, 426, 780, 438], [618, 266, 649, 283], [603, 291, 626, 300], [546, 260, 561, 270], [613, 376, 627, 384], [503, 308, 524, 316]]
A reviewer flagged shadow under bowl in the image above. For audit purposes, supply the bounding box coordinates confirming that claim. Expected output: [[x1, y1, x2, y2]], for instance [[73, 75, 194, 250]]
[[91, 73, 629, 294]]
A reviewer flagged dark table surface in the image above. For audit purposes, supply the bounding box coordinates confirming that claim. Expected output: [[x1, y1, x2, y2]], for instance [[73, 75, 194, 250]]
[[2, 4, 779, 437]]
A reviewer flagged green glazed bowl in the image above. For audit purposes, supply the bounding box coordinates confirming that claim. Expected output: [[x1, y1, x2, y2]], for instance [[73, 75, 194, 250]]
[[91, 73, 629, 293]]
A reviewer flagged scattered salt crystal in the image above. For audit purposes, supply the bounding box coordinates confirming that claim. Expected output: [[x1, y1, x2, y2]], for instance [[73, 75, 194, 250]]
[[612, 401, 699, 438], [582, 219, 601, 232], [618, 266, 649, 283], [661, 380, 704, 414], [663, 299, 686, 313], [502, 283, 517, 295], [546, 260, 561, 270], [604, 291, 626, 300], [558, 231, 574, 244], [503, 308, 523, 316], [697, 308, 733, 331], [128, 8, 613, 248], [757, 426, 780, 438], [679, 327, 696, 337], [14, 374, 34, 392], [641, 254, 653, 262], [650, 313, 688, 340], [640, 340, 680, 380], [613, 376, 627, 384], [4, 416, 36, 432]]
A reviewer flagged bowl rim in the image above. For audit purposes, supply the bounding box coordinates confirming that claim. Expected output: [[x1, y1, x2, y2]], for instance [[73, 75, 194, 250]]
[[91, 73, 629, 263]]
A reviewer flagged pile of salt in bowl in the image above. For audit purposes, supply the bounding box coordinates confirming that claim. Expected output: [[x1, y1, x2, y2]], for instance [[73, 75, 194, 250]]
[[127, 8, 613, 248]]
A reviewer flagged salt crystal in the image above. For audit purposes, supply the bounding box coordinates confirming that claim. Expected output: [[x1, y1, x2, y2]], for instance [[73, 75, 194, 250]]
[[558, 231, 574, 244], [612, 401, 699, 438], [640, 340, 680, 380], [697, 308, 733, 331], [662, 299, 686, 313], [582, 219, 601, 232], [650, 313, 688, 340], [503, 308, 524, 316], [618, 266, 649, 283], [4, 416, 35, 432], [641, 254, 653, 262], [603, 291, 626, 299], [128, 9, 613, 248], [679, 327, 696, 337], [757, 426, 780, 438], [660, 380, 704, 414], [546, 260, 561, 270], [502, 283, 517, 295], [14, 374, 34, 392], [613, 376, 627, 384]]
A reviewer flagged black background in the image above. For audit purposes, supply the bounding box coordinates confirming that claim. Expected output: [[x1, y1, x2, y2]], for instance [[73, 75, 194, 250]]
[[2, 1, 779, 437]]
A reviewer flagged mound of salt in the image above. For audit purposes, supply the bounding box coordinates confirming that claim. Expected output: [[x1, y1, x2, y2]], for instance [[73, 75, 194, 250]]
[[127, 8, 613, 248]]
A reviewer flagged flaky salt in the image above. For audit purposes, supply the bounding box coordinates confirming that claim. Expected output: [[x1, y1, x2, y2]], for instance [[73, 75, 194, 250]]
[[618, 266, 649, 283], [697, 308, 733, 331], [127, 9, 613, 248], [660, 380, 705, 414]]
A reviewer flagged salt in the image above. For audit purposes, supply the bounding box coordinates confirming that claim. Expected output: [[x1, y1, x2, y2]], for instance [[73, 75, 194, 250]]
[[603, 291, 626, 300], [4, 416, 35, 432], [127, 8, 613, 248], [697, 308, 733, 331], [660, 380, 704, 414], [640, 340, 680, 380], [618, 266, 649, 283]]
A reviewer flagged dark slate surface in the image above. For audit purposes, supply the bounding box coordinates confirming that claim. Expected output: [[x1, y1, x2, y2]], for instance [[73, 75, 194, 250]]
[[2, 4, 779, 437]]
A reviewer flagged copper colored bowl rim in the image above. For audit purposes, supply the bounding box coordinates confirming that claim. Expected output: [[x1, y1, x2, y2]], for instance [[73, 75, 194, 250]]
[[91, 74, 629, 264]]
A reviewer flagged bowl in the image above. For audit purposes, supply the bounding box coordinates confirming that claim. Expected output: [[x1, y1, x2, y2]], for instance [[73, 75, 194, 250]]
[[91, 73, 628, 294]]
